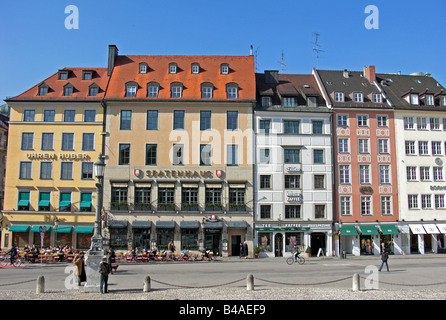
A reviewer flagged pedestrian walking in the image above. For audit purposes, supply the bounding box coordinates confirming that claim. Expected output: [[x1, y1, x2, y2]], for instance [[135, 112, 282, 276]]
[[243, 241, 248, 259], [379, 250, 390, 272], [98, 256, 113, 294], [73, 255, 83, 286]]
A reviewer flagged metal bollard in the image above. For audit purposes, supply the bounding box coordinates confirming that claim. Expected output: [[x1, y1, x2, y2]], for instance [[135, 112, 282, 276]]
[[36, 275, 45, 294], [143, 275, 151, 292], [352, 273, 360, 292], [246, 274, 254, 291]]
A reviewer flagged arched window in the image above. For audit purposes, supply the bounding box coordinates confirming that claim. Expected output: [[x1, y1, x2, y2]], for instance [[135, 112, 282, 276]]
[[125, 81, 138, 97]]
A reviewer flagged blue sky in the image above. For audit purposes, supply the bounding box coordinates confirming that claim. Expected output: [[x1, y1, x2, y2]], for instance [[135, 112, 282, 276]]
[[1, 0, 445, 101]]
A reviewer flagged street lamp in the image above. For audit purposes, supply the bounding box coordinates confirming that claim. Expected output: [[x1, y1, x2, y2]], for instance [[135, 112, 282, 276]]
[[84, 154, 106, 293]]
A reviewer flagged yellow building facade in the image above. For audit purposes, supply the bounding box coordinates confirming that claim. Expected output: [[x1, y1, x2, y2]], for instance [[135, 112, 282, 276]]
[[2, 68, 108, 250]]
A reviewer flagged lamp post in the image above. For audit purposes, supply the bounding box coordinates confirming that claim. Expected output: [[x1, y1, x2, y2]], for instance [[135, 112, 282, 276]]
[[84, 154, 106, 292]]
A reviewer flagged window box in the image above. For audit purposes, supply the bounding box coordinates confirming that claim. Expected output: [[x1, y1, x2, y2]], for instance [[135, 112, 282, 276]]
[[110, 202, 128, 211], [158, 203, 175, 211], [181, 203, 199, 212], [229, 203, 246, 212]]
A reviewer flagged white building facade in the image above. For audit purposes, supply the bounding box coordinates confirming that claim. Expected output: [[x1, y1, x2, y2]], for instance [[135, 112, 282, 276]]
[[254, 72, 333, 257]]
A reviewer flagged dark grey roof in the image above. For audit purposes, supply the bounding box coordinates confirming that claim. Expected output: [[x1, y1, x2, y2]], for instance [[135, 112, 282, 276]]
[[316, 69, 390, 109], [376, 73, 446, 111], [255, 72, 329, 113]]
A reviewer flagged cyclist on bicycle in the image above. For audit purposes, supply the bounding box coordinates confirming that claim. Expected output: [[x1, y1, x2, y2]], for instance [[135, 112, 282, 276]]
[[293, 244, 301, 261], [6, 244, 18, 265]]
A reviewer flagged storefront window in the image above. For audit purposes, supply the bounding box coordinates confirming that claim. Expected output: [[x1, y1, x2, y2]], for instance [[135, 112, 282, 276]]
[[258, 233, 272, 252], [285, 232, 303, 252], [157, 228, 174, 250], [181, 229, 199, 250], [76, 233, 92, 249], [56, 233, 72, 247], [33, 232, 50, 248], [13, 232, 29, 248], [110, 227, 127, 250], [360, 236, 374, 255], [133, 228, 150, 250]]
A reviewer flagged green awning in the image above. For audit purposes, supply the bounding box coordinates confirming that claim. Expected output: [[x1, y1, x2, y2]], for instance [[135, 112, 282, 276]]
[[17, 200, 29, 206], [74, 226, 94, 233], [59, 201, 71, 207], [52, 226, 72, 233], [340, 225, 358, 236], [30, 225, 52, 232], [9, 225, 30, 232], [38, 200, 50, 207], [359, 225, 379, 235], [380, 225, 400, 235], [80, 201, 91, 208]]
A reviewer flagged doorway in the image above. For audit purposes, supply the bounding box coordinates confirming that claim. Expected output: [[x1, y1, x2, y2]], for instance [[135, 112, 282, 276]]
[[231, 235, 241, 256], [311, 232, 326, 256], [274, 233, 283, 257], [205, 233, 221, 256]]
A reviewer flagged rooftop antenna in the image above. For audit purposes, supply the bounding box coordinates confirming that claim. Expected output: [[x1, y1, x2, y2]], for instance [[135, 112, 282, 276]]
[[253, 46, 261, 73], [312, 32, 324, 69], [278, 50, 286, 72]]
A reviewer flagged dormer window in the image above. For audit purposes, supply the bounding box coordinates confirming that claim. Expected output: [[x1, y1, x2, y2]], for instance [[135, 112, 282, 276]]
[[426, 95, 434, 106], [63, 83, 74, 96], [201, 82, 213, 98], [58, 71, 68, 80], [125, 81, 138, 97], [171, 82, 183, 98], [38, 83, 49, 96], [307, 97, 317, 107], [147, 82, 160, 98], [353, 92, 363, 103], [441, 96, 446, 106], [373, 93, 382, 103], [169, 63, 177, 74], [410, 94, 419, 105], [283, 97, 296, 107], [82, 71, 92, 80], [88, 83, 99, 96], [139, 63, 148, 74], [191, 63, 200, 74], [226, 83, 238, 99], [221, 63, 229, 75], [261, 96, 272, 107], [334, 92, 344, 102]]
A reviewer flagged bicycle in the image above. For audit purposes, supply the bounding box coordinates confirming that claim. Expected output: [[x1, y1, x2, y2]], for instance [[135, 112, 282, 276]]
[[286, 252, 305, 265], [0, 254, 23, 267]]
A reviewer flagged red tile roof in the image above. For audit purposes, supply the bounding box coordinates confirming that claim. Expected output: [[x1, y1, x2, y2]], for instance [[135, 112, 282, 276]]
[[7, 67, 108, 101], [105, 55, 256, 101]]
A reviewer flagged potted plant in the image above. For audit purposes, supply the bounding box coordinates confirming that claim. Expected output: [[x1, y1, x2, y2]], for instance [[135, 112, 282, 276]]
[[305, 246, 312, 258], [254, 246, 260, 258]]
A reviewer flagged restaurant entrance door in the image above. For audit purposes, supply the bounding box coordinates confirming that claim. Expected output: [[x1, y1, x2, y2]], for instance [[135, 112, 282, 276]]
[[205, 233, 221, 256]]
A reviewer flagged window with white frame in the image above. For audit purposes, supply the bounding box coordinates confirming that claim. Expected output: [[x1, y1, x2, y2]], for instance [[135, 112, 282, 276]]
[[171, 85, 182, 98], [408, 194, 418, 209], [359, 165, 370, 184], [380, 196, 392, 216], [261, 96, 272, 107], [139, 63, 147, 74], [361, 196, 372, 215], [430, 118, 440, 130], [338, 138, 349, 153], [442, 96, 446, 106], [357, 115, 368, 127], [337, 114, 348, 126], [259, 149, 270, 164], [379, 165, 390, 184], [373, 93, 382, 103], [410, 94, 419, 105], [377, 115, 388, 127], [420, 166, 430, 181], [353, 92, 363, 102], [404, 117, 414, 129], [339, 165, 350, 184], [426, 95, 434, 106], [405, 141, 416, 155], [418, 141, 429, 155], [433, 167, 444, 181], [421, 194, 432, 209], [358, 139, 369, 153], [417, 117, 428, 130], [406, 166, 417, 181], [126, 85, 137, 97], [334, 92, 344, 102], [435, 194, 445, 209], [340, 196, 352, 216], [432, 141, 442, 155], [169, 63, 177, 74], [378, 139, 389, 154]]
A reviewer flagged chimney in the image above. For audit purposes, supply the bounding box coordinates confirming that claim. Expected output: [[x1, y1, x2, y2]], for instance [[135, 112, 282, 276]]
[[250, 45, 253, 56], [107, 44, 119, 76], [363, 65, 376, 83], [265, 70, 279, 84]]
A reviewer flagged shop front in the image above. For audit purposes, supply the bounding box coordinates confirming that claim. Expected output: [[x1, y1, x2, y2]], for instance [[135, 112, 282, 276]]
[[255, 223, 332, 258], [203, 221, 222, 256]]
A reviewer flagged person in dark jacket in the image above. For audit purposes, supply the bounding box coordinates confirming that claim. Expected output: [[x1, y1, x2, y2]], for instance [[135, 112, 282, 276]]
[[98, 256, 113, 293], [379, 250, 389, 272]]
